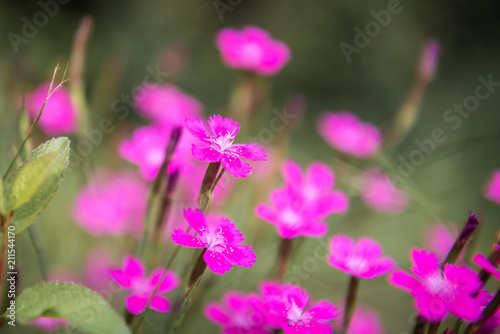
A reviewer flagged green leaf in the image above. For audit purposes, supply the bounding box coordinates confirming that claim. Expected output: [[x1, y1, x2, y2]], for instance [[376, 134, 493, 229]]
[[4, 137, 70, 234], [11, 282, 130, 334]]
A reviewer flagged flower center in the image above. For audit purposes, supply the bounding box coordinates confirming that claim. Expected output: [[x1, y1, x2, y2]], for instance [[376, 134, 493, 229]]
[[131, 278, 151, 295], [241, 42, 263, 66], [347, 257, 368, 273], [425, 271, 456, 300], [281, 208, 301, 227], [204, 233, 225, 250], [288, 301, 303, 322], [213, 136, 234, 152]]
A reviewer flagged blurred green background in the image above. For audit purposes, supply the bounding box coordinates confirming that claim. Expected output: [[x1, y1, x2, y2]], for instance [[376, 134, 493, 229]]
[[0, 0, 500, 333]]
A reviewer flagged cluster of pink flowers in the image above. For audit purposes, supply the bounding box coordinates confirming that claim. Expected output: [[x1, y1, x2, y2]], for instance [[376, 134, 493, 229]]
[[205, 282, 337, 334], [73, 170, 148, 237], [256, 160, 348, 238]]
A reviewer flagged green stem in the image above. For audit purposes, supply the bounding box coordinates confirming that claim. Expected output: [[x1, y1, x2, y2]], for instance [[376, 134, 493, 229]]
[[277, 238, 293, 281], [426, 323, 440, 334], [341, 276, 359, 334], [411, 315, 428, 334], [27, 225, 47, 281]]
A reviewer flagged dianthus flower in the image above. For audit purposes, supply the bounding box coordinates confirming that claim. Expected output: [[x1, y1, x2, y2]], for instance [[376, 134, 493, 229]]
[[360, 168, 409, 215]]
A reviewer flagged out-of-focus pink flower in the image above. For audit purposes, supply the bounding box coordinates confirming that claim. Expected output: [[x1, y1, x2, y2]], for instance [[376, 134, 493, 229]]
[[485, 170, 500, 205], [335, 305, 385, 334], [119, 125, 193, 181], [109, 256, 179, 314], [260, 281, 337, 334], [419, 40, 440, 82], [185, 115, 266, 178], [477, 308, 500, 334], [204, 291, 273, 334], [30, 317, 69, 332], [25, 83, 77, 135], [318, 112, 381, 158], [83, 247, 113, 293], [171, 209, 256, 275], [160, 44, 188, 77], [328, 235, 396, 279], [73, 170, 148, 237], [134, 83, 202, 127], [256, 161, 348, 239], [389, 248, 490, 322], [360, 168, 409, 215], [216, 26, 290, 75], [282, 160, 349, 217], [424, 223, 457, 261], [473, 246, 500, 281]]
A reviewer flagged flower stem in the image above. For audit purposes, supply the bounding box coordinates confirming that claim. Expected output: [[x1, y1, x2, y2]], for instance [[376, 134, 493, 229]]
[[341, 276, 359, 334], [411, 315, 428, 334], [442, 211, 480, 268], [198, 162, 222, 213], [426, 323, 440, 334], [27, 224, 47, 281], [277, 238, 293, 281]]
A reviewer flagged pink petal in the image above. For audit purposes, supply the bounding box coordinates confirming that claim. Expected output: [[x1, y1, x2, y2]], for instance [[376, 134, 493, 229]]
[[208, 115, 240, 139], [355, 238, 383, 262], [204, 304, 231, 326], [228, 143, 267, 161], [303, 301, 338, 321], [171, 229, 205, 248], [222, 244, 256, 267], [284, 321, 333, 334], [221, 154, 252, 178], [301, 221, 328, 238], [360, 257, 396, 279], [388, 270, 421, 292], [444, 264, 482, 294], [329, 235, 356, 261], [126, 294, 149, 314], [282, 160, 304, 187], [415, 292, 449, 323], [449, 295, 483, 322], [255, 204, 279, 225], [109, 269, 132, 289], [204, 249, 233, 275], [314, 192, 349, 216], [182, 208, 209, 234], [148, 269, 180, 293], [216, 218, 244, 244], [123, 256, 145, 279], [192, 145, 222, 162], [185, 117, 211, 143], [306, 162, 335, 192], [410, 248, 440, 278], [149, 295, 171, 313], [473, 253, 500, 280]]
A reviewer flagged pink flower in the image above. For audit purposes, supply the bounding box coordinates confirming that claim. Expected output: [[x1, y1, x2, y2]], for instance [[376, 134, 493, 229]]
[[216, 26, 290, 75], [204, 291, 273, 334], [389, 248, 490, 322], [260, 281, 338, 334], [282, 160, 349, 217], [473, 246, 500, 281], [360, 168, 409, 215], [335, 305, 385, 334], [30, 317, 69, 332], [119, 125, 193, 181], [328, 235, 396, 279], [73, 170, 148, 237], [255, 161, 348, 239], [419, 40, 441, 82], [83, 247, 113, 293], [109, 256, 179, 314], [424, 223, 458, 261], [318, 112, 381, 158], [485, 170, 500, 205], [25, 82, 77, 135], [184, 115, 266, 178], [134, 83, 202, 127], [171, 209, 256, 275]]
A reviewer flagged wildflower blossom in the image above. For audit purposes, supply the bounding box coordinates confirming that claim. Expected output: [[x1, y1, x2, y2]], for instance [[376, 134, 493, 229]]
[[424, 223, 458, 261], [360, 168, 409, 215], [134, 83, 202, 127], [171, 209, 256, 275], [25, 82, 77, 135], [216, 26, 290, 75], [184, 115, 266, 178], [389, 248, 490, 322], [260, 281, 337, 334], [473, 246, 500, 281], [119, 125, 192, 181], [328, 235, 396, 279], [83, 247, 113, 293], [318, 112, 381, 158], [109, 256, 179, 314], [204, 291, 273, 334], [73, 170, 148, 236], [335, 305, 385, 334], [485, 170, 500, 205]]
